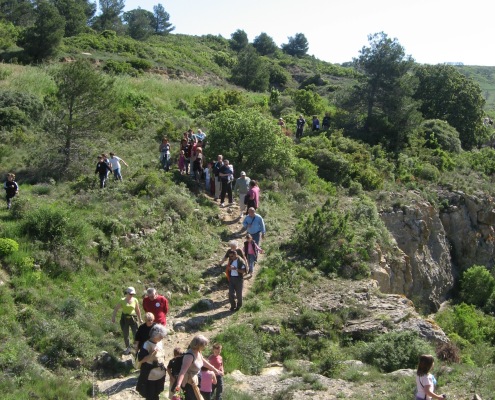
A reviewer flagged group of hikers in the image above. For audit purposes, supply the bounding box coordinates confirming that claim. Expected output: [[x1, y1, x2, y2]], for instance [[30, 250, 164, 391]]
[[277, 112, 331, 138], [112, 287, 224, 400]]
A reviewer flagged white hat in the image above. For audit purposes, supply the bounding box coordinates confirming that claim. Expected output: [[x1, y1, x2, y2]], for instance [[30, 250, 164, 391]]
[[240, 171, 246, 176], [125, 286, 136, 295]]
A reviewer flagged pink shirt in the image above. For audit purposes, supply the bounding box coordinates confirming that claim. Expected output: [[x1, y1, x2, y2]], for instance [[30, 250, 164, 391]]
[[200, 370, 214, 392], [248, 186, 260, 208]]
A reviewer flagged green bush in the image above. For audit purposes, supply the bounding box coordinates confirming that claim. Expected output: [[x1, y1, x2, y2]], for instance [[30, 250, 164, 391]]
[[0, 238, 19, 257], [103, 60, 136, 76], [359, 331, 432, 372], [291, 89, 325, 115], [213, 324, 265, 374], [460, 265, 495, 309], [21, 205, 72, 244], [128, 58, 153, 71], [420, 119, 462, 153]]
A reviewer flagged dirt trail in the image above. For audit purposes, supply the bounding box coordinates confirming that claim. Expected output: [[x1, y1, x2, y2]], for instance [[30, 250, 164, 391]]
[[96, 198, 262, 399]]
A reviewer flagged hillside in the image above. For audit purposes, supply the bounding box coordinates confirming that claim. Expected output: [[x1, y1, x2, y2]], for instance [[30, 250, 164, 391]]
[[1, 29, 495, 400]]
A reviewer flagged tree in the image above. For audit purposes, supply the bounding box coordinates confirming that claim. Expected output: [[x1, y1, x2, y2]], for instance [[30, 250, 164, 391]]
[[123, 8, 154, 40], [0, 21, 19, 50], [207, 108, 293, 175], [52, 0, 95, 37], [0, 0, 36, 26], [17, 1, 65, 61], [152, 3, 174, 35], [347, 32, 420, 150], [460, 265, 495, 309], [414, 64, 487, 150], [92, 0, 124, 32], [253, 32, 277, 56], [230, 29, 248, 52], [292, 89, 325, 116], [42, 60, 115, 177], [230, 45, 269, 92], [281, 33, 308, 57]]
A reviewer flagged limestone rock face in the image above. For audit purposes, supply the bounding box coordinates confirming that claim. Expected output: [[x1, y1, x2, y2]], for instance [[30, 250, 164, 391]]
[[374, 191, 495, 311]]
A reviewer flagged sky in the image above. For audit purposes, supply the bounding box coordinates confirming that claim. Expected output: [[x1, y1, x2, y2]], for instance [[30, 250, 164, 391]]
[[122, 0, 494, 66]]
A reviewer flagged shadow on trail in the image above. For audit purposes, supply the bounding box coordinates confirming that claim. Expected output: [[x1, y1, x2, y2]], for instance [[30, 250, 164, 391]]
[[99, 375, 138, 396]]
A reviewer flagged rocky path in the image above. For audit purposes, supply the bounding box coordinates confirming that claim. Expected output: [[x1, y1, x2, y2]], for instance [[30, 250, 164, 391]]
[[96, 198, 262, 399]]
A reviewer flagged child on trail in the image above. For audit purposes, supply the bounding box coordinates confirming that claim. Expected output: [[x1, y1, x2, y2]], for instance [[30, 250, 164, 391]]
[[205, 162, 212, 194], [199, 366, 217, 400], [416, 354, 447, 400], [244, 233, 263, 276], [178, 150, 186, 174], [4, 173, 19, 210], [167, 347, 183, 399], [208, 343, 224, 400]]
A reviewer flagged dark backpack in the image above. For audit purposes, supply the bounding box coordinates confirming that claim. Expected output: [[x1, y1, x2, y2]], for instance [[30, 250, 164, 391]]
[[170, 352, 195, 377]]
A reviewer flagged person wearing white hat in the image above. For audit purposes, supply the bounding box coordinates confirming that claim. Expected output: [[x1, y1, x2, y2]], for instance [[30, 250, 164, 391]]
[[234, 171, 250, 219], [112, 286, 143, 354]]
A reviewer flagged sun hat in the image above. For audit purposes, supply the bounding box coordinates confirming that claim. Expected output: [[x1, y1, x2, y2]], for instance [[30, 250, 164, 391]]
[[125, 286, 136, 295], [240, 171, 246, 176]]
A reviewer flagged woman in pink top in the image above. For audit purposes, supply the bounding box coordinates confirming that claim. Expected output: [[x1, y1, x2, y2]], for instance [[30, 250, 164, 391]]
[[245, 180, 259, 214]]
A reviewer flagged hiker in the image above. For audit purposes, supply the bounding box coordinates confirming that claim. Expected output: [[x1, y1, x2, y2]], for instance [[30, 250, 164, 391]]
[[245, 180, 260, 213], [277, 117, 286, 134], [4, 173, 19, 210], [200, 366, 217, 400], [95, 155, 113, 188], [192, 147, 204, 183], [109, 152, 128, 181], [111, 286, 142, 355], [234, 171, 250, 218], [196, 129, 207, 148], [322, 112, 331, 130], [226, 249, 247, 311], [159, 137, 171, 171], [242, 207, 266, 246], [244, 233, 263, 276], [416, 355, 447, 400], [219, 240, 247, 267], [134, 312, 156, 351], [143, 288, 169, 327], [208, 343, 224, 400], [296, 114, 306, 138], [178, 150, 186, 174], [218, 159, 234, 207], [312, 115, 320, 132], [180, 138, 190, 175], [205, 162, 212, 194], [167, 347, 184, 398], [174, 335, 223, 400], [212, 155, 223, 201], [136, 324, 168, 400]]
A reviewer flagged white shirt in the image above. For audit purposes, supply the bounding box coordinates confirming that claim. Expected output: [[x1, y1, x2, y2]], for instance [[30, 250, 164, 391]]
[[109, 156, 122, 170], [230, 259, 239, 277]]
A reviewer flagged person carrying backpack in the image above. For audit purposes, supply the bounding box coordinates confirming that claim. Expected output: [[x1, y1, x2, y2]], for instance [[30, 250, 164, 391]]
[[174, 335, 223, 400], [167, 347, 184, 397]]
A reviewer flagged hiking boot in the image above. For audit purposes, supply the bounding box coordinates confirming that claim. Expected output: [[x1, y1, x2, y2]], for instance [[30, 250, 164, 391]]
[[220, 203, 225, 207], [123, 346, 131, 355]]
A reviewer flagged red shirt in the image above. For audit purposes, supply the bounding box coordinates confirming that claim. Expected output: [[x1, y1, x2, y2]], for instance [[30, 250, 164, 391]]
[[208, 354, 224, 373], [143, 295, 169, 325]]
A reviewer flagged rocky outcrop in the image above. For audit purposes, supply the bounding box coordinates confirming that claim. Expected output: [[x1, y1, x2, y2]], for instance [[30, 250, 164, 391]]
[[374, 190, 495, 311]]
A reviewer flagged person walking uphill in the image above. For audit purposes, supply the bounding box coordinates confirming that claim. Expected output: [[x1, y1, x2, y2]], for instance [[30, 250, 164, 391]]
[[296, 114, 306, 139], [112, 286, 143, 355], [242, 207, 266, 246], [4, 173, 19, 210], [143, 288, 169, 326]]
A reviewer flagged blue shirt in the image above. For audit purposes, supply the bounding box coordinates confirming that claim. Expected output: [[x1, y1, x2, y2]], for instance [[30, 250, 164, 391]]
[[242, 214, 266, 235]]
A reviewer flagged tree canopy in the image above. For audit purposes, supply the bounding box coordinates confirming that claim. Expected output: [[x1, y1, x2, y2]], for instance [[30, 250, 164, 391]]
[[231, 45, 270, 92], [123, 8, 155, 40], [253, 32, 278, 56], [281, 33, 308, 57], [414, 64, 487, 150], [152, 3, 174, 35], [230, 29, 248, 52]]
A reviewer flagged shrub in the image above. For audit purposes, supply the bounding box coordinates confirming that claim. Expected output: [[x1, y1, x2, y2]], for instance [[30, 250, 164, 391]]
[[213, 324, 265, 374], [21, 205, 71, 244], [436, 341, 460, 363], [420, 119, 462, 153], [291, 89, 325, 116], [103, 60, 136, 76], [460, 265, 495, 309], [0, 238, 19, 257], [128, 58, 153, 71], [359, 331, 432, 372]]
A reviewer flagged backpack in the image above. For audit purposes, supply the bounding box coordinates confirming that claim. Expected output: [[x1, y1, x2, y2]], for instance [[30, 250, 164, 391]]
[[170, 351, 195, 377]]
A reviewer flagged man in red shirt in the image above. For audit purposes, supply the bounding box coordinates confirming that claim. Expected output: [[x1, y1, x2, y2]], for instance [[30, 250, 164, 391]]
[[143, 288, 169, 326]]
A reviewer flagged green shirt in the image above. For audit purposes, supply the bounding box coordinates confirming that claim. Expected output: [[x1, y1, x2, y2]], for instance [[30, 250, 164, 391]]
[[120, 297, 138, 315]]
